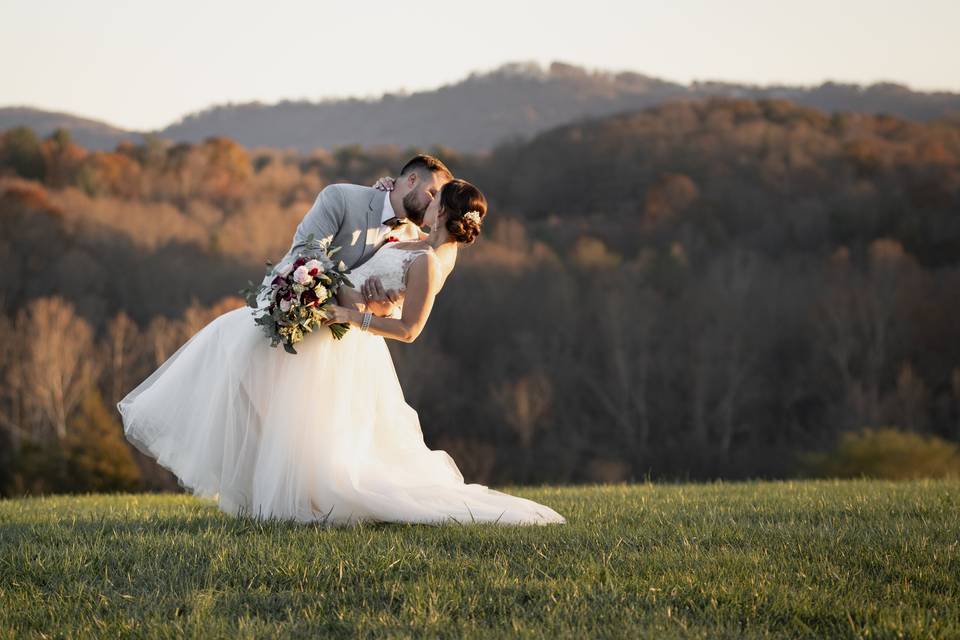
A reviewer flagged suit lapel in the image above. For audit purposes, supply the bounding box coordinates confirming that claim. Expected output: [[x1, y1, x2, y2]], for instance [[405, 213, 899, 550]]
[[360, 190, 387, 262]]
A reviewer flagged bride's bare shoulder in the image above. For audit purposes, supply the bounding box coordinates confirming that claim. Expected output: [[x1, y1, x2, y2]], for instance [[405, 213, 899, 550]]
[[403, 250, 444, 289]]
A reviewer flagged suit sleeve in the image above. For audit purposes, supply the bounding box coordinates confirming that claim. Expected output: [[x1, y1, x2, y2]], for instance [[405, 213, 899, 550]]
[[290, 184, 347, 254]]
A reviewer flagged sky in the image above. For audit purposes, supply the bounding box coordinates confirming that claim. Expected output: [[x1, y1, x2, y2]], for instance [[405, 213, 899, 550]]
[[1, 0, 958, 131]]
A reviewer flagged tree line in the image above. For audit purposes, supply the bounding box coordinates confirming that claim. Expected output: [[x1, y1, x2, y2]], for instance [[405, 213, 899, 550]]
[[1, 97, 959, 494]]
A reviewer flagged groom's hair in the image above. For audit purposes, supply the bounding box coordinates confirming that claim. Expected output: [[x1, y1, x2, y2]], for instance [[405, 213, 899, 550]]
[[399, 154, 453, 182]]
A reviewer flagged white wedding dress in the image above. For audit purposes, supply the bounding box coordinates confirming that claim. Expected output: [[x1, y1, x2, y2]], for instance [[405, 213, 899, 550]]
[[117, 244, 566, 526]]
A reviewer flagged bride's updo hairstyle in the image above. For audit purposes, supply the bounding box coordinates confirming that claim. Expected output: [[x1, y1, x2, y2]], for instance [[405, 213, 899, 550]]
[[440, 179, 488, 245]]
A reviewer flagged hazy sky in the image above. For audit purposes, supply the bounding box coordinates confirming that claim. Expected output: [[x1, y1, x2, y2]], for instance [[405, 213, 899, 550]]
[[2, 0, 957, 131]]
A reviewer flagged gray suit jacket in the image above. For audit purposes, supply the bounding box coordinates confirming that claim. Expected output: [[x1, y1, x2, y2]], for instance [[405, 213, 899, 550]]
[[285, 183, 387, 270]]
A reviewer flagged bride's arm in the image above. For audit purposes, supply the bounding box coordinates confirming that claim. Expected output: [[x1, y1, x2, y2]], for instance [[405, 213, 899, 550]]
[[324, 254, 441, 343]]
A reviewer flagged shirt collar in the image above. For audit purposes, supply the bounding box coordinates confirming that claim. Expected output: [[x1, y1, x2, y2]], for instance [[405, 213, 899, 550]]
[[381, 192, 397, 225]]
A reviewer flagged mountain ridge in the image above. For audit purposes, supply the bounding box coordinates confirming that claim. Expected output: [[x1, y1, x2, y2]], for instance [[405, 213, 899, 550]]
[[4, 61, 959, 152]]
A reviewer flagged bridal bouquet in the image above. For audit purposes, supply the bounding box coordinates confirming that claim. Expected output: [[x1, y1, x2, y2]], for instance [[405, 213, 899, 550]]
[[240, 234, 353, 354]]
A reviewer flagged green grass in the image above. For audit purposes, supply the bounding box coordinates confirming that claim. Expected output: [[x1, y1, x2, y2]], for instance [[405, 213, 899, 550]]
[[1, 480, 958, 639]]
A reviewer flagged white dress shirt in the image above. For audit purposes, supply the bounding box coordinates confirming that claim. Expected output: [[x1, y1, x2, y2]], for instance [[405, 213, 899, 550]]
[[380, 194, 398, 234], [378, 193, 416, 244]]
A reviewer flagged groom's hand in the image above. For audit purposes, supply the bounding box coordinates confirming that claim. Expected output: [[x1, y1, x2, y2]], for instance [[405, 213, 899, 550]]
[[365, 299, 398, 317]]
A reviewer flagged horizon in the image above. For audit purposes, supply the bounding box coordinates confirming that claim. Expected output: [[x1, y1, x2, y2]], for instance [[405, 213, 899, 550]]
[[4, 58, 960, 134], [3, 0, 959, 131]]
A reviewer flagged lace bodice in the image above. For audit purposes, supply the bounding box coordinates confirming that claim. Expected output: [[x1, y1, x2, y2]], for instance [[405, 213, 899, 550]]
[[348, 245, 431, 316]]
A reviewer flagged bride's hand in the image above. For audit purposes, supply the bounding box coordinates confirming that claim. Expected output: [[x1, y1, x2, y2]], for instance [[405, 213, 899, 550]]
[[372, 176, 395, 191], [362, 276, 400, 302], [361, 276, 402, 317]]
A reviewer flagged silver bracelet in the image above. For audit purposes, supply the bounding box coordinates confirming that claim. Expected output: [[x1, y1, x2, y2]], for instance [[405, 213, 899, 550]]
[[360, 311, 372, 332]]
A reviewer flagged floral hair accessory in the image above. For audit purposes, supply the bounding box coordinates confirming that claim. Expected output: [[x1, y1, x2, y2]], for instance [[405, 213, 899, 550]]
[[463, 211, 482, 226]]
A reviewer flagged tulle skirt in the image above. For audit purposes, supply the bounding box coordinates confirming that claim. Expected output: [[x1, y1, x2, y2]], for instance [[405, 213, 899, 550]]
[[117, 307, 566, 526]]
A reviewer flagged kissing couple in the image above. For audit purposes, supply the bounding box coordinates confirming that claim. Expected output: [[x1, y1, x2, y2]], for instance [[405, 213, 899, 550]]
[[117, 154, 567, 527]]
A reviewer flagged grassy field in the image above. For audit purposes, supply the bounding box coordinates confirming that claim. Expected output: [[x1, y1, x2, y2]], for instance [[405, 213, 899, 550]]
[[1, 480, 958, 639]]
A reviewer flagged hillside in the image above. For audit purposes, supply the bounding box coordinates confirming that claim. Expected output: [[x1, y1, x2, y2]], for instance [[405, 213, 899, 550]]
[[5, 61, 960, 152], [161, 63, 960, 152], [0, 106, 140, 150], [2, 98, 959, 491]]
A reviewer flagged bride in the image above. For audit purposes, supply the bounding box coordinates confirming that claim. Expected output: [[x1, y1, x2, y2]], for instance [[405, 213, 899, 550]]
[[117, 178, 566, 527]]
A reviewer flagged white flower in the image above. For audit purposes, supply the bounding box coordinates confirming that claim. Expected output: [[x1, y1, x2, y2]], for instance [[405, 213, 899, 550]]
[[279, 298, 291, 312], [304, 259, 323, 274], [313, 285, 328, 300], [463, 210, 482, 226], [279, 262, 295, 277], [293, 265, 312, 285]]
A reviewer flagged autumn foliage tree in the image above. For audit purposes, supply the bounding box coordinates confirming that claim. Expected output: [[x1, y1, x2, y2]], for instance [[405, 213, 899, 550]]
[[1, 97, 959, 492]]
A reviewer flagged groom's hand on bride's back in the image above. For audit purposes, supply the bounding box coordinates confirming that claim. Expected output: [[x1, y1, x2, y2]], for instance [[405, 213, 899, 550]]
[[362, 276, 402, 317]]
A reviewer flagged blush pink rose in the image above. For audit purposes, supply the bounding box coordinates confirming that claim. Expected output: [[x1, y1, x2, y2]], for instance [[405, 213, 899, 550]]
[[293, 265, 311, 285]]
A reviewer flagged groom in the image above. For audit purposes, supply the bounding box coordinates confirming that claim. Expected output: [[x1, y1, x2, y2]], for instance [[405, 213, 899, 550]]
[[285, 154, 454, 315]]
